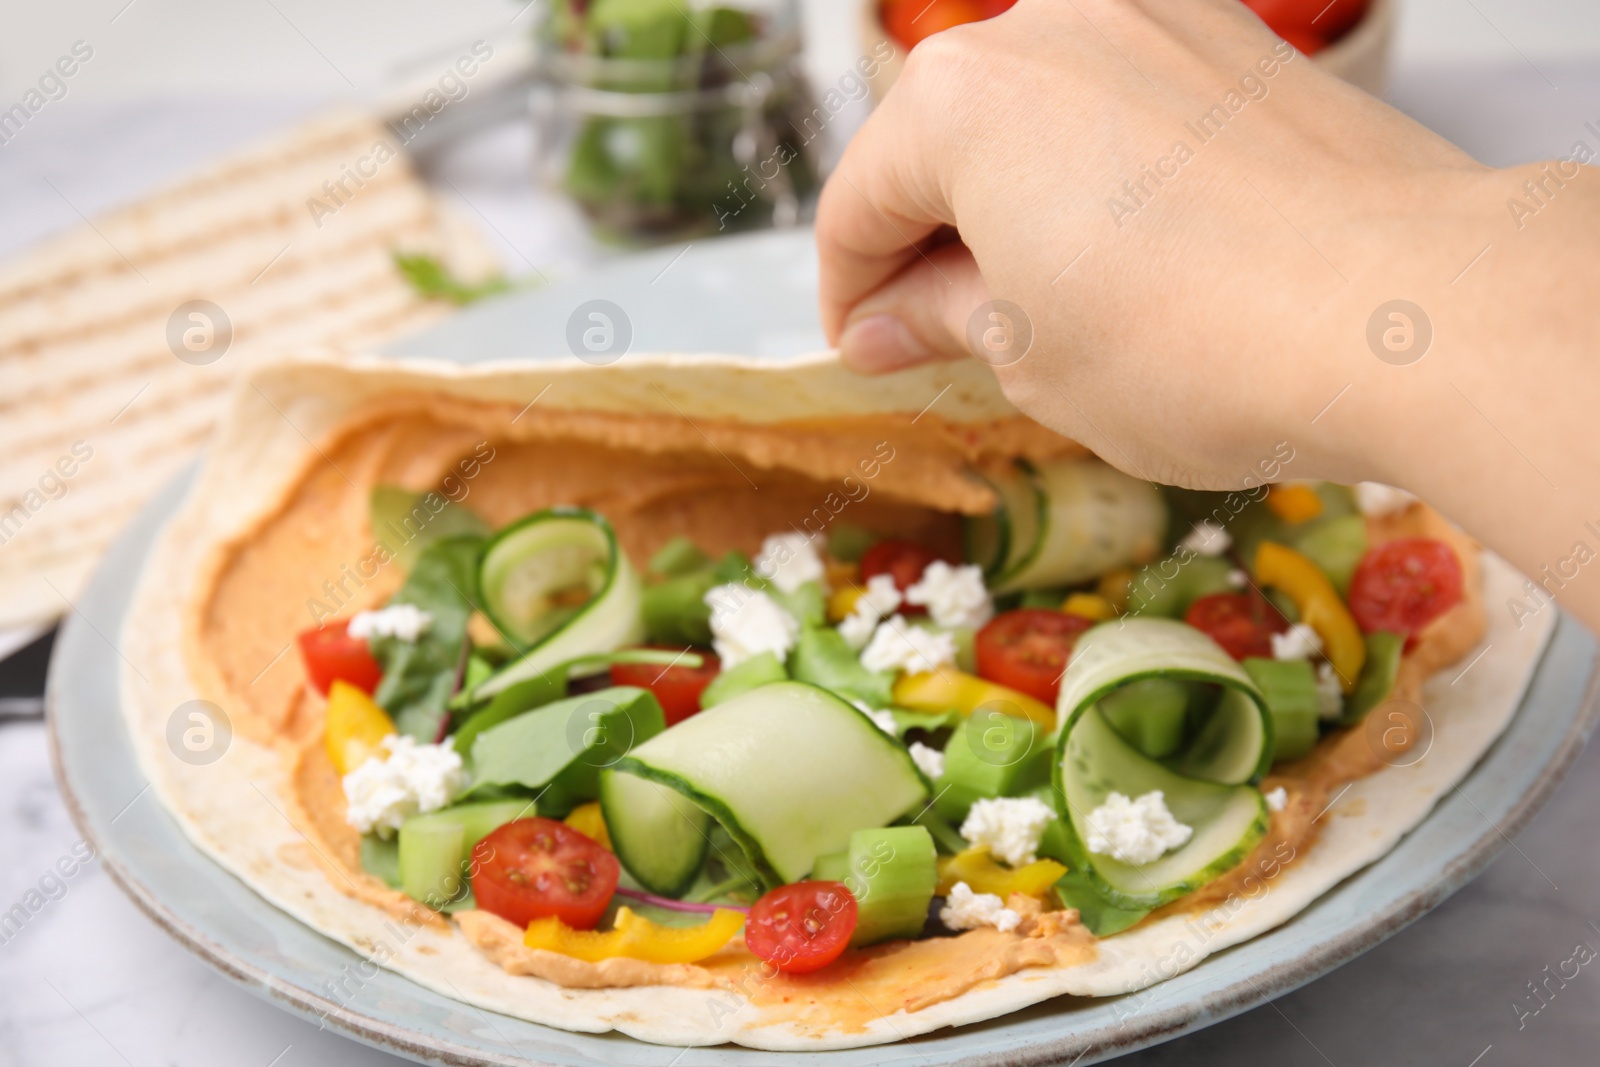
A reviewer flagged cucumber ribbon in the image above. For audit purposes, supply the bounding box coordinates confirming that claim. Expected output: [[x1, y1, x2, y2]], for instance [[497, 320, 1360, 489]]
[[1052, 618, 1274, 913], [473, 508, 645, 700], [600, 681, 931, 895]]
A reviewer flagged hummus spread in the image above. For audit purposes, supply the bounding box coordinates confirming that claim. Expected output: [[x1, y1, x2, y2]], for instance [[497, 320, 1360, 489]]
[[184, 392, 1481, 1023]]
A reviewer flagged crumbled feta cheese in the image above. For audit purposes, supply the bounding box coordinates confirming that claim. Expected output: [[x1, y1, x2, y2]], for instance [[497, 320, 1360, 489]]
[[1178, 520, 1232, 558], [1354, 482, 1416, 518], [1271, 623, 1324, 661], [959, 796, 1057, 867], [862, 706, 899, 735], [705, 584, 799, 668], [940, 881, 1022, 933], [905, 561, 993, 630], [342, 735, 466, 836], [1265, 786, 1288, 812], [1315, 660, 1344, 719], [753, 532, 825, 595], [838, 574, 903, 650], [1083, 790, 1194, 866], [909, 741, 946, 780], [1227, 569, 1249, 589], [348, 604, 433, 642], [857, 573, 904, 617], [859, 615, 957, 674]]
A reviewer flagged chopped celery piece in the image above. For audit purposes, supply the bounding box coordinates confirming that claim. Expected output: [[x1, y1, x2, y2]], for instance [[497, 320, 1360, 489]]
[[648, 536, 711, 578], [788, 625, 893, 707], [811, 850, 850, 881], [843, 826, 937, 947], [397, 799, 532, 907], [1125, 556, 1235, 618], [1294, 514, 1367, 595], [828, 523, 878, 563], [1099, 677, 1190, 760], [935, 711, 1051, 824], [699, 651, 786, 708], [399, 818, 464, 906], [1341, 631, 1404, 725], [1242, 658, 1319, 761]]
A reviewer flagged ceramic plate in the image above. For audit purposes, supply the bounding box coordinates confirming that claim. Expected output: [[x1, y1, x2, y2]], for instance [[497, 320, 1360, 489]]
[[49, 229, 1600, 1065]]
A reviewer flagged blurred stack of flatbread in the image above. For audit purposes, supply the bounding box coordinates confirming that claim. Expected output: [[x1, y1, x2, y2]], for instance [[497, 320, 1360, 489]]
[[0, 109, 498, 640]]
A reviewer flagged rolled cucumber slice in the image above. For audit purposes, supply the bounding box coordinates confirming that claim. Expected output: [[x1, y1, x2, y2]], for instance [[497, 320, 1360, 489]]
[[475, 509, 644, 699], [964, 460, 1045, 582], [606, 681, 930, 889], [1052, 617, 1273, 910], [1058, 707, 1268, 910], [991, 456, 1168, 594], [1056, 618, 1272, 783], [598, 767, 712, 897]]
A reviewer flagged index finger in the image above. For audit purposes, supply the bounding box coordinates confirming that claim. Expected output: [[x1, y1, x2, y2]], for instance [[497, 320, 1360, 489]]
[[814, 64, 961, 343]]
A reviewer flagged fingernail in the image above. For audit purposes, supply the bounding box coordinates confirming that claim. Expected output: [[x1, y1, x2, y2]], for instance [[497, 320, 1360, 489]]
[[838, 315, 935, 374]]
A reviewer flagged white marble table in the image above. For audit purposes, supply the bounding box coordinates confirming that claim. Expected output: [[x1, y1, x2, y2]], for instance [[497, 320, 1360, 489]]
[[4, 16, 1600, 1066]]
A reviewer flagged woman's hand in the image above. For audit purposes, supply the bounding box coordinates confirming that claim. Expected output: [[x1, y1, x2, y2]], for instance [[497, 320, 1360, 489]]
[[816, 0, 1492, 491], [818, 0, 1600, 634]]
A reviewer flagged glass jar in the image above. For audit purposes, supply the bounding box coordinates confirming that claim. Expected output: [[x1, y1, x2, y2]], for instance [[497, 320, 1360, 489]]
[[529, 0, 820, 243]]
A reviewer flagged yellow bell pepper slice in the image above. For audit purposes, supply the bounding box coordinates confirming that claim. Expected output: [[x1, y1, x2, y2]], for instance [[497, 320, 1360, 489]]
[[936, 848, 1067, 898], [522, 906, 744, 964], [324, 680, 396, 775], [827, 585, 864, 623], [1061, 592, 1115, 621], [1266, 483, 1325, 524], [563, 802, 612, 850], [1254, 541, 1365, 692], [893, 667, 1056, 727]]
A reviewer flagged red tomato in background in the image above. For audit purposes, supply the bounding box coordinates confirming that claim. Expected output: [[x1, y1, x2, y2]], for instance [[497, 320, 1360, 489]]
[[1184, 592, 1290, 661], [609, 648, 721, 726], [744, 881, 859, 974], [1347, 538, 1463, 648], [1241, 0, 1369, 48], [1275, 26, 1327, 55], [471, 818, 620, 930], [882, 0, 988, 50], [297, 623, 383, 696], [979, 0, 1017, 16], [975, 609, 1096, 705], [859, 539, 943, 613]]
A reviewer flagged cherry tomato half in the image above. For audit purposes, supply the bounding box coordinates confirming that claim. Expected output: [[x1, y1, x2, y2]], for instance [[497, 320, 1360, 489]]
[[975, 609, 1096, 706], [882, 0, 988, 50], [745, 881, 858, 974], [297, 623, 382, 696], [609, 647, 721, 727], [470, 818, 620, 931], [1184, 592, 1290, 661], [859, 539, 942, 614], [1347, 538, 1464, 648]]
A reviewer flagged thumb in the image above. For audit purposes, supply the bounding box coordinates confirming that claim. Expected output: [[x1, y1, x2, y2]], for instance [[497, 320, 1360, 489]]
[[836, 241, 990, 374]]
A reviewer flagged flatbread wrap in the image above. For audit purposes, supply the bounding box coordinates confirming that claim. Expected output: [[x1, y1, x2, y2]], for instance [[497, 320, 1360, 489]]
[[121, 350, 1550, 1049]]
